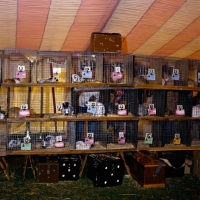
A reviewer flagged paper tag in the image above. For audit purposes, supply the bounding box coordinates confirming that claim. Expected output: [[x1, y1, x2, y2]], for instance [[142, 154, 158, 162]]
[[147, 69, 155, 80], [175, 105, 185, 116], [21, 143, 31, 150], [19, 109, 30, 117], [82, 71, 92, 78], [115, 66, 121, 73], [87, 105, 96, 115], [144, 133, 153, 144], [16, 71, 26, 78], [85, 133, 94, 144], [112, 72, 123, 80], [173, 134, 181, 145], [118, 137, 125, 144], [148, 104, 156, 115], [53, 68, 61, 74], [18, 65, 25, 71], [172, 69, 180, 80], [56, 135, 62, 142]]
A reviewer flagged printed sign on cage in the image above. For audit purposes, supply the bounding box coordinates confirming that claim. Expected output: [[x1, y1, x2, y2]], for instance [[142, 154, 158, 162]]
[[16, 65, 26, 78], [118, 131, 125, 144], [117, 104, 127, 116], [19, 104, 30, 117], [175, 105, 185, 116], [112, 64, 123, 81], [54, 135, 65, 148], [172, 69, 180, 80], [82, 66, 92, 78], [147, 69, 155, 80], [173, 133, 181, 145], [148, 104, 156, 115], [144, 133, 153, 144], [85, 133, 94, 144], [87, 101, 97, 115]]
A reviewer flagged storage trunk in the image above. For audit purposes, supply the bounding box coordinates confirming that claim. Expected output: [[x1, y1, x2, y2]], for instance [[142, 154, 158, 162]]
[[38, 156, 59, 183], [87, 154, 125, 187], [130, 151, 165, 188], [58, 155, 81, 180], [90, 32, 122, 53]]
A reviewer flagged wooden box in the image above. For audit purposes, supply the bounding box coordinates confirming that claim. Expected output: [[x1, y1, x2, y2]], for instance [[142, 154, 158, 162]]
[[90, 32, 122, 53], [38, 156, 59, 183], [130, 151, 165, 188]]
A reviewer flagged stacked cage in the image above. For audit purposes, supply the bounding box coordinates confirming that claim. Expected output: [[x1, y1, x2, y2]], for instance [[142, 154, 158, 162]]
[[103, 53, 134, 84], [134, 57, 162, 85], [6, 120, 76, 151], [72, 87, 138, 150], [71, 52, 102, 83]]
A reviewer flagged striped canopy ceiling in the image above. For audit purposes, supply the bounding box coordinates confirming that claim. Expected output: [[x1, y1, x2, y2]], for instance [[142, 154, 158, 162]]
[[1, 0, 200, 59]]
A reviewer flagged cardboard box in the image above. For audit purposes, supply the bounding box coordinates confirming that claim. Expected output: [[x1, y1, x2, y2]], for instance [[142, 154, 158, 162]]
[[90, 32, 122, 53]]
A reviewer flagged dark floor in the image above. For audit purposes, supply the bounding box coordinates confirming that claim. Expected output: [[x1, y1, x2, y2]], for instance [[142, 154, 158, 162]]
[[0, 155, 200, 200]]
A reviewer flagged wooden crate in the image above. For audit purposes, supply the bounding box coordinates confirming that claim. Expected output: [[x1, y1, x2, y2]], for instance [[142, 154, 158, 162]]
[[130, 151, 165, 188], [90, 32, 121, 53]]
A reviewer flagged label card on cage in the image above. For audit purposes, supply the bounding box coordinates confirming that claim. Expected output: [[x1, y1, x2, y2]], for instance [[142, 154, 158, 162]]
[[172, 69, 180, 80], [118, 132, 125, 144], [85, 133, 94, 144], [21, 143, 31, 150], [175, 105, 185, 116], [87, 102, 97, 115], [117, 104, 127, 116], [144, 133, 153, 144], [53, 68, 61, 74], [173, 133, 181, 145], [19, 104, 30, 117], [198, 72, 200, 83], [147, 69, 156, 80], [56, 103, 63, 111], [112, 71, 123, 80], [56, 135, 62, 142], [82, 66, 92, 78], [148, 104, 156, 115]]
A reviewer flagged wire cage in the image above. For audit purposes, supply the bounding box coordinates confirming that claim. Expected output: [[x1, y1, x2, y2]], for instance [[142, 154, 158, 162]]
[[3, 49, 37, 84], [75, 120, 138, 150], [0, 122, 6, 155], [103, 53, 134, 84], [137, 120, 163, 148], [137, 120, 191, 148], [6, 120, 76, 151], [71, 52, 103, 83], [37, 51, 70, 83], [161, 120, 191, 147], [164, 90, 193, 117], [137, 89, 165, 117], [133, 57, 162, 85], [72, 87, 138, 117], [7, 86, 72, 118], [188, 60, 200, 87], [190, 120, 200, 146]]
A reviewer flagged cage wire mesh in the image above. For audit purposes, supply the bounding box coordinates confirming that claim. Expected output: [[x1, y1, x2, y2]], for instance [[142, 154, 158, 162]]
[[75, 120, 137, 150], [37, 51, 69, 83], [103, 53, 134, 84], [3, 49, 37, 84], [0, 122, 6, 155], [133, 57, 162, 85], [73, 87, 138, 149], [6, 120, 75, 151], [190, 120, 200, 146], [164, 90, 193, 117], [71, 52, 102, 83]]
